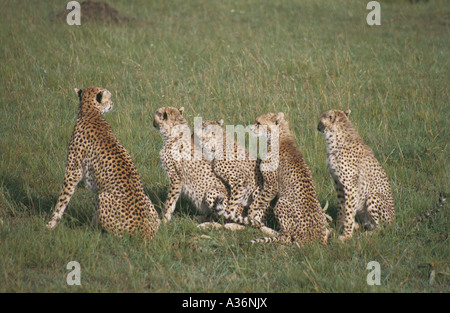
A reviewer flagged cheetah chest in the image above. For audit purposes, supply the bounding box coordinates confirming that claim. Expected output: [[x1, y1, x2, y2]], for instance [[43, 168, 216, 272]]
[[180, 165, 211, 211], [326, 151, 341, 182]]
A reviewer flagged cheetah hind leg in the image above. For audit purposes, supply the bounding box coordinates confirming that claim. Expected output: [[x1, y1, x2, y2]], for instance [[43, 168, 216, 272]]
[[360, 193, 389, 231], [91, 205, 100, 228], [96, 192, 126, 237]]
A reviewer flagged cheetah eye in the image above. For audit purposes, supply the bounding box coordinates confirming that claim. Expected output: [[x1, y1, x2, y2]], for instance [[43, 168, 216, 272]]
[[256, 121, 260, 126], [96, 92, 103, 103], [163, 112, 167, 120], [329, 115, 333, 121]]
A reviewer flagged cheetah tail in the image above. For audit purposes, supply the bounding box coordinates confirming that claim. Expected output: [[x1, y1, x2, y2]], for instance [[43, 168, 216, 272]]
[[416, 192, 446, 223], [216, 209, 264, 228], [251, 236, 279, 244], [251, 235, 291, 245]]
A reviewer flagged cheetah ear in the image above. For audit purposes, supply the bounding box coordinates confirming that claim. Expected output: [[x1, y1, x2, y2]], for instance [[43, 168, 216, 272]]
[[74, 88, 82, 101], [179, 107, 185, 115], [276, 112, 285, 125], [344, 109, 351, 117], [217, 119, 224, 126]]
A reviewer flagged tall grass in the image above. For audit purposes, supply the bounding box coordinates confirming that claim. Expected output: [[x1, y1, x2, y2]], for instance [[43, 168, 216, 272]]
[[0, 0, 448, 292]]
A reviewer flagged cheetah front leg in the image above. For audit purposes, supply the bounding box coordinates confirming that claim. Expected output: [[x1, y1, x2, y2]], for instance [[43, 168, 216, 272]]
[[247, 170, 278, 226], [164, 175, 183, 223], [221, 185, 275, 228], [46, 167, 83, 229], [334, 180, 345, 229], [339, 186, 357, 242], [215, 182, 250, 223], [226, 178, 248, 216], [203, 188, 245, 231]]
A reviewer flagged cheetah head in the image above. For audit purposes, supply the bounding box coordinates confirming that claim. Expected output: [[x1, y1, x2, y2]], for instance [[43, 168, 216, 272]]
[[250, 112, 285, 144], [317, 109, 351, 134], [194, 120, 224, 160], [153, 106, 188, 141], [75, 87, 113, 114]]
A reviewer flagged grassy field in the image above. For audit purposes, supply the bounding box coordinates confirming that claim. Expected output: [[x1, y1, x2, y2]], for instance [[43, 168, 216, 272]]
[[0, 0, 448, 293]]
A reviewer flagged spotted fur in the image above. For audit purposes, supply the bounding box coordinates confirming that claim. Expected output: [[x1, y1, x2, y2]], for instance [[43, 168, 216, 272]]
[[46, 87, 160, 239], [193, 120, 271, 223], [249, 112, 330, 245], [318, 109, 395, 242], [153, 107, 237, 228]]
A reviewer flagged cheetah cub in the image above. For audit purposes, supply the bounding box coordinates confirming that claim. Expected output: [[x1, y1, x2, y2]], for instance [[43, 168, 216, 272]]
[[46, 87, 160, 239], [318, 109, 395, 242], [249, 112, 330, 245], [193, 119, 272, 228], [153, 107, 243, 230]]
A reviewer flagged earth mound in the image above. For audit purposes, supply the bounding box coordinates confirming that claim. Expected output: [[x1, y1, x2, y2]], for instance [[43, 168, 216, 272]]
[[56, 0, 132, 24]]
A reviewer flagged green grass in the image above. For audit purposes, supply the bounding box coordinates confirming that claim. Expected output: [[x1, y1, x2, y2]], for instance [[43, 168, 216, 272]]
[[0, 0, 448, 292]]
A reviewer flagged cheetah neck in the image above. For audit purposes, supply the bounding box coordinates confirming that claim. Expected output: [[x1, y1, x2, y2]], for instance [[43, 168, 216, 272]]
[[278, 134, 304, 162], [324, 125, 364, 155], [160, 126, 189, 144], [78, 102, 102, 119], [221, 131, 251, 161], [163, 131, 187, 149], [162, 132, 197, 161], [260, 132, 299, 172], [324, 131, 342, 154], [77, 105, 110, 131]]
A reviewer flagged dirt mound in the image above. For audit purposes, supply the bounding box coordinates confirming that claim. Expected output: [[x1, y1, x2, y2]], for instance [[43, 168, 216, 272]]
[[56, 0, 132, 24]]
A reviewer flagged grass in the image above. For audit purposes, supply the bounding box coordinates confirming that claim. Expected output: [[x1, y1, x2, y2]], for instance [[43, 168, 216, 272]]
[[0, 0, 448, 292]]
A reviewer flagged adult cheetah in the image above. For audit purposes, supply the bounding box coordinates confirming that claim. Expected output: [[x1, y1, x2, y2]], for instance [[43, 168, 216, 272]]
[[248, 112, 330, 245], [318, 109, 395, 242], [153, 107, 243, 230], [46, 87, 160, 239]]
